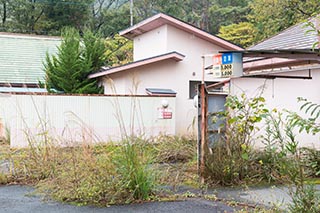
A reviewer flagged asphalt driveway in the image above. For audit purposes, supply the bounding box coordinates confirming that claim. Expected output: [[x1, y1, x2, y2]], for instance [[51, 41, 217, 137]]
[[0, 185, 239, 213]]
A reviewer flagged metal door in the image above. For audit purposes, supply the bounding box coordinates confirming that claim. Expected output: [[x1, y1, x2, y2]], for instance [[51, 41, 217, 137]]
[[206, 94, 226, 147], [197, 84, 227, 176]]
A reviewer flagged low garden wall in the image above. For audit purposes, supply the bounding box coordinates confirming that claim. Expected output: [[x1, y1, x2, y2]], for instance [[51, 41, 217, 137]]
[[0, 93, 176, 147]]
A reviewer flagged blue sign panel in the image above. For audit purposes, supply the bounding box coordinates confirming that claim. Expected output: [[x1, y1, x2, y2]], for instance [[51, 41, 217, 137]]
[[222, 53, 233, 64]]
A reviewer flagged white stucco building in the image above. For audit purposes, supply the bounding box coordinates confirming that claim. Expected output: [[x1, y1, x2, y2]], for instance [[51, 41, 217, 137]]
[[224, 17, 320, 147], [89, 13, 242, 135]]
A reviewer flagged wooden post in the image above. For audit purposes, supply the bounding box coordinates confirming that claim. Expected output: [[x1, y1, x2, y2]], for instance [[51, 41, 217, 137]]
[[200, 56, 206, 184]]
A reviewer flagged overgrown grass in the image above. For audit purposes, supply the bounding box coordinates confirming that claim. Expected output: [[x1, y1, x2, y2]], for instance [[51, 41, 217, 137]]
[[44, 139, 156, 205], [151, 135, 198, 188], [0, 135, 198, 206], [153, 135, 196, 163], [1, 124, 319, 211]]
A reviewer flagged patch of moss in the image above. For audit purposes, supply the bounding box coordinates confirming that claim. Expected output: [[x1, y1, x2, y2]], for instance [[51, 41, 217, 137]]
[[0, 173, 8, 184]]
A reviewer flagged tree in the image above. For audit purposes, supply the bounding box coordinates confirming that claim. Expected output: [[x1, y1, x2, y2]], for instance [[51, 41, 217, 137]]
[[91, 5, 131, 37], [209, 0, 250, 34], [249, 0, 320, 42], [0, 0, 8, 27], [41, 0, 94, 34], [0, 0, 95, 34], [1, 0, 250, 36], [218, 22, 256, 48], [105, 34, 133, 66], [45, 27, 106, 94], [7, 0, 45, 33]]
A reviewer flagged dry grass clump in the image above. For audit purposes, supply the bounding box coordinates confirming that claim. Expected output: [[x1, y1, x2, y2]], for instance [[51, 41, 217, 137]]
[[150, 135, 198, 188], [153, 135, 196, 163], [37, 144, 126, 205]]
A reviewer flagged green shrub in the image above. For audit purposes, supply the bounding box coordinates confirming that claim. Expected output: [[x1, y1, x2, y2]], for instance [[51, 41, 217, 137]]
[[204, 94, 269, 185], [203, 94, 319, 186], [288, 185, 320, 213], [301, 148, 320, 178], [257, 110, 300, 184]]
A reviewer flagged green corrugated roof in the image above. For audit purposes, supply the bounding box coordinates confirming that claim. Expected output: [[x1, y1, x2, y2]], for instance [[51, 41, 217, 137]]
[[0, 33, 60, 85]]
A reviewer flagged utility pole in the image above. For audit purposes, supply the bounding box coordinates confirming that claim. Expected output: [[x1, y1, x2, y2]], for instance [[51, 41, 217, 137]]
[[130, 0, 133, 26]]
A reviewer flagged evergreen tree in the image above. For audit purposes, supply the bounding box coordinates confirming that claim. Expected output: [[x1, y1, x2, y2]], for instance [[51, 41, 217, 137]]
[[45, 27, 105, 94]]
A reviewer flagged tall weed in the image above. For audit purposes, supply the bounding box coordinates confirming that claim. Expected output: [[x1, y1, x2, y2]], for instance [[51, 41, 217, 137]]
[[205, 94, 268, 185], [288, 185, 320, 213], [114, 138, 155, 202]]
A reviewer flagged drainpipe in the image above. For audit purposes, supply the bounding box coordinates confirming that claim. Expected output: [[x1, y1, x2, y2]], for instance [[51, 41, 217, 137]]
[[316, 15, 320, 49]]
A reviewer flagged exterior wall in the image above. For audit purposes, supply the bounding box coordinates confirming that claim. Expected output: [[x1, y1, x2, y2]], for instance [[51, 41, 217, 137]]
[[103, 74, 128, 94], [230, 69, 320, 148], [103, 61, 179, 95], [104, 25, 230, 135], [0, 94, 175, 148], [133, 25, 168, 61]]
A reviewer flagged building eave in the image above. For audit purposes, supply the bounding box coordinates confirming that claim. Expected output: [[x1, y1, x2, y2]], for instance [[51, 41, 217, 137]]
[[243, 58, 310, 72], [120, 13, 242, 51], [220, 49, 320, 71], [89, 51, 185, 79]]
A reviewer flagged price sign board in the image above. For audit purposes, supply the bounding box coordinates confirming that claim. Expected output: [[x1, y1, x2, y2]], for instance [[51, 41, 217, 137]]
[[208, 53, 242, 78], [221, 64, 233, 77]]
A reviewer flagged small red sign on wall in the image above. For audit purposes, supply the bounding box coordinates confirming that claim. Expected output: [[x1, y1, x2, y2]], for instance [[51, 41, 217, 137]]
[[213, 54, 222, 65], [158, 108, 172, 119]]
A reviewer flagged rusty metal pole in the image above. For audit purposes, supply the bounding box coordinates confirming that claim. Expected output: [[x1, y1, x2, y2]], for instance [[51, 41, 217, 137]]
[[200, 56, 206, 184]]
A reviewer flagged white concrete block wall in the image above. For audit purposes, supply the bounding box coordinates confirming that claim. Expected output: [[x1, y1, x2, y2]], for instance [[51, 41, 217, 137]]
[[230, 69, 320, 148], [0, 94, 176, 148]]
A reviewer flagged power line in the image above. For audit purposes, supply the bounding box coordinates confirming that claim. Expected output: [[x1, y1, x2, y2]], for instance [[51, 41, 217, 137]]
[[0, 0, 126, 6], [33, 0, 129, 6], [35, 0, 95, 6]]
